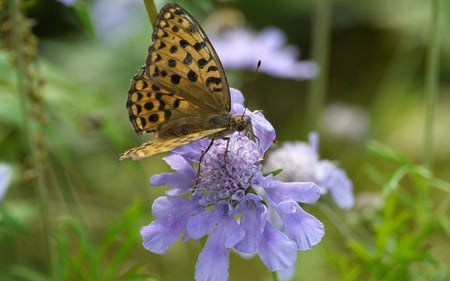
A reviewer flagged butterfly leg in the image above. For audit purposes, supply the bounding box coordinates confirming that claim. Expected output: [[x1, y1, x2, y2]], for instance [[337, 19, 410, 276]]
[[222, 137, 234, 179], [194, 139, 215, 188]]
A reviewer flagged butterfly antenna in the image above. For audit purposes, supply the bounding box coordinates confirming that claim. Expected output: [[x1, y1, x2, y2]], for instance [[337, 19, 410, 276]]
[[242, 60, 262, 118]]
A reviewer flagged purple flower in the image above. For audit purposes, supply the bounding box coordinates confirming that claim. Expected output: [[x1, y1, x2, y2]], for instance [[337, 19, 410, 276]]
[[141, 89, 324, 281], [210, 27, 318, 80], [264, 133, 354, 209], [0, 163, 13, 202]]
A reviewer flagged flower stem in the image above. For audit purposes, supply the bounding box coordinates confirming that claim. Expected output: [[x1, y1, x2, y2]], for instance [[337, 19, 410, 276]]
[[424, 0, 441, 170], [306, 0, 331, 132], [143, 0, 158, 26], [271, 270, 280, 281], [9, 0, 55, 277]]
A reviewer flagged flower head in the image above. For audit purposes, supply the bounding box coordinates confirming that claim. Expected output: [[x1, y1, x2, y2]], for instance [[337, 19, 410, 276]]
[[264, 133, 354, 209], [211, 27, 318, 80], [322, 103, 370, 141], [141, 89, 324, 281]]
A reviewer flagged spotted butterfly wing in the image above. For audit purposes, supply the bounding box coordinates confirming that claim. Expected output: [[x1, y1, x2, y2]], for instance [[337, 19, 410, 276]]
[[147, 3, 231, 112], [119, 3, 248, 161]]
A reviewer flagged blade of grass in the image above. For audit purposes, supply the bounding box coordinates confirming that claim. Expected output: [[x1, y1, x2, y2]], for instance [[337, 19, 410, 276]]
[[424, 0, 441, 169], [306, 0, 331, 132]]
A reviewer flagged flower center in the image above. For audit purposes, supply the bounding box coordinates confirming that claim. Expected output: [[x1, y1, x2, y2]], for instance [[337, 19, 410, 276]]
[[193, 135, 262, 207]]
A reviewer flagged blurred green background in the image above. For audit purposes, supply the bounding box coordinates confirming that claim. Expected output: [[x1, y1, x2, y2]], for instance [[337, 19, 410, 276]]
[[1, 0, 449, 280]]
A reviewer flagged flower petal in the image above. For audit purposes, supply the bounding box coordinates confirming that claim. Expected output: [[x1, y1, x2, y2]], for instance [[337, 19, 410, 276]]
[[195, 230, 231, 281], [230, 88, 244, 106], [277, 266, 296, 281], [211, 27, 318, 80], [171, 139, 210, 163], [141, 197, 201, 254], [318, 161, 354, 208], [266, 180, 320, 204], [194, 204, 243, 281], [186, 208, 218, 239], [249, 110, 276, 153], [0, 163, 13, 202], [258, 222, 298, 271], [163, 154, 195, 175], [187, 202, 244, 245], [308, 132, 319, 153], [150, 155, 196, 195], [234, 194, 267, 254], [276, 201, 324, 250]]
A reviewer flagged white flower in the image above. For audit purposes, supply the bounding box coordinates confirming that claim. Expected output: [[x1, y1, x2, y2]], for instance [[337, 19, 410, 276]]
[[321, 103, 370, 141], [264, 133, 354, 209]]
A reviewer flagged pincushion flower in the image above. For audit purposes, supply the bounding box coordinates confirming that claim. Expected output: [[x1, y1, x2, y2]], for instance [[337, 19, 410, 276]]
[[211, 27, 318, 80], [140, 89, 324, 281], [264, 133, 354, 209]]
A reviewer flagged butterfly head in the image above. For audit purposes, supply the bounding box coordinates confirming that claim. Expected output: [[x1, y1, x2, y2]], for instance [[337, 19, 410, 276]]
[[230, 114, 251, 132]]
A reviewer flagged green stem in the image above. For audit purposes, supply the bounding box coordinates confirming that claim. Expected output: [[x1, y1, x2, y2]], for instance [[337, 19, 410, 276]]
[[424, 0, 441, 170], [9, 0, 54, 277], [306, 0, 331, 132], [143, 0, 158, 26], [271, 270, 280, 281]]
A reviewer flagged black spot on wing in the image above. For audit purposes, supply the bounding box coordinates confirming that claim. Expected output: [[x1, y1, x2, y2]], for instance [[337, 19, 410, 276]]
[[179, 39, 188, 48], [170, 45, 178, 53], [206, 77, 222, 87], [144, 102, 154, 110], [168, 59, 177, 67], [198, 58, 207, 69], [173, 99, 181, 108], [171, 74, 181, 84], [187, 70, 198, 82], [149, 114, 159, 123]]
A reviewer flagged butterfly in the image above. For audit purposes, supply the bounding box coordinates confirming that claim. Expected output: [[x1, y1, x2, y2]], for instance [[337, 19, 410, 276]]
[[118, 3, 250, 161]]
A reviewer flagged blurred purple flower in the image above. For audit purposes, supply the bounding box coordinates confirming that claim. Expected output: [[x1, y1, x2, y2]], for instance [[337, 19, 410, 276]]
[[57, 0, 76, 6], [0, 163, 13, 202], [211, 27, 318, 80], [264, 133, 354, 209], [141, 89, 324, 281]]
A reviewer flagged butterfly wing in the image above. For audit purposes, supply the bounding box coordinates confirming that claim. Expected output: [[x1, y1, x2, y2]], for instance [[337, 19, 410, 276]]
[[127, 66, 230, 135], [128, 66, 194, 134], [118, 128, 225, 160], [122, 66, 229, 160], [147, 3, 231, 114], [120, 3, 234, 161]]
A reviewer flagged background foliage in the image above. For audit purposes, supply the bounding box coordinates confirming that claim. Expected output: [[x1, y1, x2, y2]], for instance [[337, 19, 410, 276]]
[[1, 0, 449, 280]]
